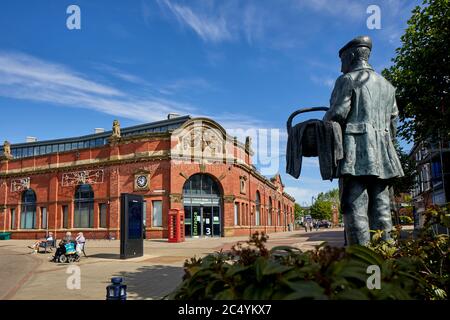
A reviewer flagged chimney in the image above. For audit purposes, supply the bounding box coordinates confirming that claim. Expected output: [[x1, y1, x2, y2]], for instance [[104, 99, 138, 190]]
[[94, 128, 105, 134], [167, 113, 181, 119], [26, 136, 38, 143]]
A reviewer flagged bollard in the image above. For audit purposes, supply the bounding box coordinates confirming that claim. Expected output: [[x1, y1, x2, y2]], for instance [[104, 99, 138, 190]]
[[106, 277, 127, 300]]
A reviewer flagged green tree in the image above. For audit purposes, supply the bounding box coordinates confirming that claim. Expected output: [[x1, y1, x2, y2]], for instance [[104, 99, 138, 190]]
[[310, 188, 340, 220], [294, 203, 303, 220], [382, 0, 450, 143], [391, 140, 416, 195]]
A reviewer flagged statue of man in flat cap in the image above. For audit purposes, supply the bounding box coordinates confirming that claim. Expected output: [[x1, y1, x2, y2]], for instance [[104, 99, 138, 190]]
[[323, 36, 404, 245]]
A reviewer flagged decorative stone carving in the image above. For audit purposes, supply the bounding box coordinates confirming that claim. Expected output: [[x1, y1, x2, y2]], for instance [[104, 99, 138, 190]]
[[110, 168, 119, 179], [3, 141, 11, 157], [62, 169, 104, 186], [173, 122, 225, 162], [239, 176, 247, 194], [223, 195, 235, 203], [245, 136, 252, 151], [112, 120, 121, 138], [134, 170, 150, 191], [218, 172, 227, 181], [169, 193, 182, 203], [179, 172, 189, 180], [1, 141, 13, 160], [11, 177, 30, 192]]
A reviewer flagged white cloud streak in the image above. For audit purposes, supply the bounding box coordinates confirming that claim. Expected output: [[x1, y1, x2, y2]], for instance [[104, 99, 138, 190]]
[[0, 51, 269, 137], [158, 0, 231, 43], [293, 0, 366, 20], [0, 51, 194, 122], [156, 0, 418, 49]]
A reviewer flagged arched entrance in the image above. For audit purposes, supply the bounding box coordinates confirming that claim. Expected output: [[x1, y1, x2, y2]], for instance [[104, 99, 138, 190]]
[[183, 174, 222, 237]]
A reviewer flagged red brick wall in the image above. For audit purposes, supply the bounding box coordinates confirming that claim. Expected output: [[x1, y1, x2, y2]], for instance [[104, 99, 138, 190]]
[[0, 127, 295, 240]]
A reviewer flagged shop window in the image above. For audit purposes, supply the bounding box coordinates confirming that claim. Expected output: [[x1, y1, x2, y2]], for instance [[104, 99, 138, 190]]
[[99, 203, 107, 228], [152, 200, 162, 227]]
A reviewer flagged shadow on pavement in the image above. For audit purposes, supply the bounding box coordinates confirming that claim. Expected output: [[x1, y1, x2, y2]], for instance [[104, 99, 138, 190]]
[[88, 253, 121, 260], [115, 265, 184, 300], [288, 230, 345, 247]]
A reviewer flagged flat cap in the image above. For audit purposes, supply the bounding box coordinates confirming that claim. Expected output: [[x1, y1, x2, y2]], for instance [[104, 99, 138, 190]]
[[339, 35, 372, 57]]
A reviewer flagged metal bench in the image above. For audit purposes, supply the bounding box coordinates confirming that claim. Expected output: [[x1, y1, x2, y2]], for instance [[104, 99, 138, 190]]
[[38, 239, 56, 253]]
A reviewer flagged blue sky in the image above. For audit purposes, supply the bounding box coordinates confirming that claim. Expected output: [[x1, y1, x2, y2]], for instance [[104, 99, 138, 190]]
[[0, 0, 420, 206]]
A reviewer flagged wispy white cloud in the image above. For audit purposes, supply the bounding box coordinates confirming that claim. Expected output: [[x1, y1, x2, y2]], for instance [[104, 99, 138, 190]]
[[93, 63, 150, 86], [310, 75, 336, 88], [157, 0, 276, 45], [158, 0, 232, 43], [157, 77, 215, 95], [156, 0, 418, 51], [0, 52, 122, 97], [0, 51, 266, 137], [0, 51, 195, 122], [293, 0, 366, 20], [284, 186, 320, 205]]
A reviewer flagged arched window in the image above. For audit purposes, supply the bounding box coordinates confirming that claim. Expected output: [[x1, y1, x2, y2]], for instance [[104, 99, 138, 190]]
[[74, 184, 94, 228], [278, 201, 281, 226], [183, 174, 222, 237], [255, 191, 261, 226], [21, 189, 36, 229], [268, 197, 272, 226]]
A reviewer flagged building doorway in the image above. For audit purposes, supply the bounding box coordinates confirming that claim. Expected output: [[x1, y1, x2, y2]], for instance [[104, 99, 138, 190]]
[[183, 174, 222, 237]]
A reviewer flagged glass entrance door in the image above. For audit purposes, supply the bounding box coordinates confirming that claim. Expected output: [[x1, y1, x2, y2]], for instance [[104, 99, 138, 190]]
[[202, 206, 213, 237], [192, 206, 201, 237], [183, 174, 222, 238]]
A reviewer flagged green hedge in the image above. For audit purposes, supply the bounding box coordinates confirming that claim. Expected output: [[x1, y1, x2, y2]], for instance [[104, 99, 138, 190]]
[[168, 205, 449, 300], [399, 215, 413, 224]]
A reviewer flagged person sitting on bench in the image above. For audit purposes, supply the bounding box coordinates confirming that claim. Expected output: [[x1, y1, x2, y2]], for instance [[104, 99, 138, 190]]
[[28, 232, 54, 254]]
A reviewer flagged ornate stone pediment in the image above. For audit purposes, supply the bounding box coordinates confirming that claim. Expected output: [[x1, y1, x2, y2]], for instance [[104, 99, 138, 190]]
[[171, 118, 227, 163]]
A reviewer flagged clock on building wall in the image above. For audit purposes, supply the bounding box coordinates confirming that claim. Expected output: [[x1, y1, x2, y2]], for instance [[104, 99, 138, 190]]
[[134, 172, 150, 191]]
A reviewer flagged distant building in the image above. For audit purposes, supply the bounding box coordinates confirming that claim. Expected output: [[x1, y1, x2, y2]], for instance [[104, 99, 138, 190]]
[[0, 115, 295, 240], [409, 139, 450, 228]]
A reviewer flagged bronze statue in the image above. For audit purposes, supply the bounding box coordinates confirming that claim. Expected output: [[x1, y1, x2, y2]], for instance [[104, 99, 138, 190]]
[[323, 36, 404, 245]]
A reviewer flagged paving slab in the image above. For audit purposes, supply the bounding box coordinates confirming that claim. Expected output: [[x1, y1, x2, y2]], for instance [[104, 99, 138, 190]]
[[0, 228, 346, 300]]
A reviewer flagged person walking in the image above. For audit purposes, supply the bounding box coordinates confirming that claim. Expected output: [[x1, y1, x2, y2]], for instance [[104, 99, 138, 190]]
[[76, 232, 86, 257], [308, 219, 313, 232]]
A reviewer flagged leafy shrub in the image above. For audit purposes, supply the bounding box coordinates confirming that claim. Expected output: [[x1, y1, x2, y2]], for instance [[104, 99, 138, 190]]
[[399, 215, 413, 224], [168, 206, 449, 300]]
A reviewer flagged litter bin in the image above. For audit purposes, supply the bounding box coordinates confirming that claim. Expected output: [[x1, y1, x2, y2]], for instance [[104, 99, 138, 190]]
[[0, 232, 11, 240]]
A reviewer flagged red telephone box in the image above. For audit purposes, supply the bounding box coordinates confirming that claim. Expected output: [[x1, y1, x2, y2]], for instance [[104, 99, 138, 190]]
[[168, 209, 185, 243]]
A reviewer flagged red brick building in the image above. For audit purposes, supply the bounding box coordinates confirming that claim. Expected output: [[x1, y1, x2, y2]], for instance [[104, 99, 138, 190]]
[[0, 115, 295, 240]]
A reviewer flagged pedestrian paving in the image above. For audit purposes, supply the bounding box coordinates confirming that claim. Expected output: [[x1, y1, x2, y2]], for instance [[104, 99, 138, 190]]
[[0, 228, 345, 300]]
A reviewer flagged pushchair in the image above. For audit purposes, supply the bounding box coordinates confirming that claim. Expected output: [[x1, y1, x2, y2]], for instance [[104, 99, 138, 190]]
[[51, 241, 81, 263]]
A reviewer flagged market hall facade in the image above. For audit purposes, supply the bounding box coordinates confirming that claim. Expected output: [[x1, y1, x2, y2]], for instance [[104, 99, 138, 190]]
[[0, 115, 295, 240]]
